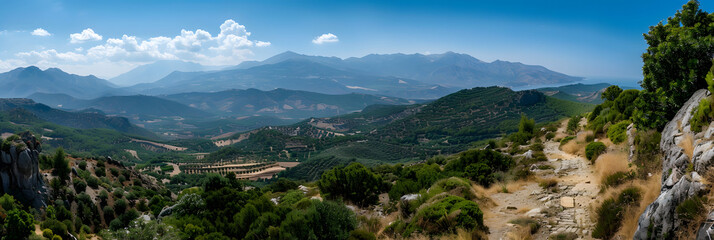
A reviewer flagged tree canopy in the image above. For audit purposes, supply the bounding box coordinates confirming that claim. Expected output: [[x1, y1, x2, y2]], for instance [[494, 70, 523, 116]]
[[635, 0, 714, 130]]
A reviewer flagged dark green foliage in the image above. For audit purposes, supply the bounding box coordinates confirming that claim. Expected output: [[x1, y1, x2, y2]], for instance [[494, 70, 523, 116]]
[[388, 179, 421, 200], [676, 196, 706, 221], [41, 219, 69, 239], [634, 1, 714, 130], [412, 195, 484, 234], [633, 130, 662, 178], [602, 86, 623, 102], [4, 208, 34, 239], [585, 142, 607, 163], [567, 115, 580, 133], [267, 178, 299, 192], [52, 148, 70, 182], [318, 162, 387, 206], [445, 149, 513, 187], [73, 178, 87, 193], [690, 94, 714, 132], [348, 229, 377, 240], [602, 171, 633, 189], [592, 187, 642, 239], [114, 199, 128, 215], [613, 90, 639, 118], [607, 121, 630, 144], [78, 160, 87, 170], [560, 136, 575, 146]]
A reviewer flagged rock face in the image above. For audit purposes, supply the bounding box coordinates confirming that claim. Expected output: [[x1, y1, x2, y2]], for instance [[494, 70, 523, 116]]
[[634, 89, 709, 239], [0, 131, 47, 208]]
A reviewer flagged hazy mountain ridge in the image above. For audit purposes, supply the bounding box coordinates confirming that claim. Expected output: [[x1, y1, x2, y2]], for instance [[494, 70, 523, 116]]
[[28, 92, 210, 119], [0, 98, 155, 138], [230, 51, 582, 88], [129, 59, 456, 99], [0, 66, 125, 99], [109, 60, 224, 86], [161, 88, 417, 119]]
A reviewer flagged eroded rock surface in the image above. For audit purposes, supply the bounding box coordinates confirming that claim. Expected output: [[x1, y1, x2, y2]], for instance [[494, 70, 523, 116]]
[[0, 131, 47, 208], [634, 89, 709, 239]]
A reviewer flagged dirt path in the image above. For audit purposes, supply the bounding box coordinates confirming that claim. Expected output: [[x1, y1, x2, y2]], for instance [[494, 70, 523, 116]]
[[484, 121, 599, 239], [167, 162, 181, 176]]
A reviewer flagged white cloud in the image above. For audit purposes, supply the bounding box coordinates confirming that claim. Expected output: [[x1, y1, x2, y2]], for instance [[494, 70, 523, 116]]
[[70, 28, 102, 43], [31, 28, 51, 37], [312, 33, 339, 44], [3, 19, 271, 77]]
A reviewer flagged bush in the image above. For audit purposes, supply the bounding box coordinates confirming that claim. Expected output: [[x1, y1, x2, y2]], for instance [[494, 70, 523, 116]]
[[348, 229, 376, 240], [602, 171, 632, 189], [318, 162, 387, 207], [114, 199, 128, 215], [585, 142, 607, 163], [5, 209, 35, 239], [592, 187, 641, 239], [73, 179, 87, 193], [559, 136, 575, 146], [412, 195, 484, 234], [86, 176, 99, 189], [607, 121, 631, 144], [78, 160, 87, 170], [690, 97, 714, 132], [676, 196, 705, 221], [567, 115, 580, 133]]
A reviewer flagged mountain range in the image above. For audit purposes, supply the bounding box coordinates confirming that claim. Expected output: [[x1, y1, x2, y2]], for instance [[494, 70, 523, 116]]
[[0, 66, 125, 99], [0, 98, 154, 138], [0, 51, 583, 101], [232, 51, 582, 88], [109, 60, 224, 87]]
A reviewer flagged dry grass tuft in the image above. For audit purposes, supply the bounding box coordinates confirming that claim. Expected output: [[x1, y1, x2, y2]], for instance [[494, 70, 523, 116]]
[[561, 140, 585, 156], [679, 133, 694, 160], [594, 151, 630, 183], [613, 173, 662, 238]]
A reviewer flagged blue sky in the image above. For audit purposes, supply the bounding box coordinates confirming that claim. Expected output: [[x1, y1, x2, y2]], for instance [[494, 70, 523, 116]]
[[0, 0, 707, 84]]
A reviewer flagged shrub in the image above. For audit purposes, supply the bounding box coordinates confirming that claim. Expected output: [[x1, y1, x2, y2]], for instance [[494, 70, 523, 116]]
[[412, 195, 484, 234], [607, 121, 631, 144], [348, 229, 376, 240], [318, 162, 387, 207], [72, 179, 87, 193], [676, 196, 705, 221], [690, 97, 714, 132], [559, 136, 575, 146], [585, 142, 607, 163], [114, 199, 128, 215], [592, 187, 641, 239], [42, 229, 54, 239], [78, 160, 87, 170], [567, 115, 580, 133], [545, 132, 556, 140], [86, 176, 99, 189], [602, 171, 632, 190]]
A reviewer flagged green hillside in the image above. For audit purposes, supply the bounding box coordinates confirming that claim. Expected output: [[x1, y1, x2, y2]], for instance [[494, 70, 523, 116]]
[[215, 87, 592, 180]]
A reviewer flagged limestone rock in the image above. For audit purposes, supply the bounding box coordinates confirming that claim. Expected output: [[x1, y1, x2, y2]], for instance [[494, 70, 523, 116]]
[[0, 131, 47, 209], [560, 197, 574, 208], [634, 89, 710, 239]]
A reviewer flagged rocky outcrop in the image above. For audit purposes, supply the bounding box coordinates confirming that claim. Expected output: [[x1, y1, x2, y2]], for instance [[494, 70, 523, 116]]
[[0, 131, 47, 209], [634, 89, 709, 239]]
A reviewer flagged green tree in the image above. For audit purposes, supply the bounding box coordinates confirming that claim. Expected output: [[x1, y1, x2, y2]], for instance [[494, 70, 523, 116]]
[[634, 0, 714, 130], [52, 148, 70, 182], [601, 85, 623, 101], [5, 209, 35, 239], [318, 162, 387, 206]]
